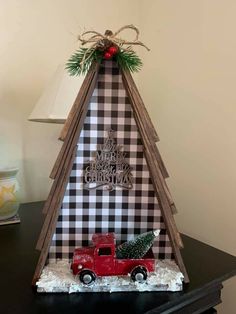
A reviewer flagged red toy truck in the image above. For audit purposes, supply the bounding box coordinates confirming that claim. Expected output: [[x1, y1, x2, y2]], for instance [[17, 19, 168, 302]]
[[71, 233, 155, 285]]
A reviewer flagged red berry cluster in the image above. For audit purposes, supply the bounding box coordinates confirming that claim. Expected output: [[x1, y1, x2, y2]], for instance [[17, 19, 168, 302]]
[[103, 45, 119, 60]]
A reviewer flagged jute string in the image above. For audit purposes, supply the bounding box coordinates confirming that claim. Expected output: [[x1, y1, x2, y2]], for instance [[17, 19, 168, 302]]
[[77, 25, 150, 68]]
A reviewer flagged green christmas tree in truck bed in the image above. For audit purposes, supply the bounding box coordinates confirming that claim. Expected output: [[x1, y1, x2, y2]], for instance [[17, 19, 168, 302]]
[[116, 230, 160, 259]]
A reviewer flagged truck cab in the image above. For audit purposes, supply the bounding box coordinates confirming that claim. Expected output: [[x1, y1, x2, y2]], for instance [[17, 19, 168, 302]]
[[93, 233, 116, 276]]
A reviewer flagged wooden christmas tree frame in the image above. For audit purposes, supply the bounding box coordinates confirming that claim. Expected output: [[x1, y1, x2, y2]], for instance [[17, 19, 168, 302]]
[[33, 26, 189, 287]]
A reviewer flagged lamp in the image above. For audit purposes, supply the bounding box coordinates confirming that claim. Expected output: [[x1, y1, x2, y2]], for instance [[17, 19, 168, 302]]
[[28, 64, 84, 123]]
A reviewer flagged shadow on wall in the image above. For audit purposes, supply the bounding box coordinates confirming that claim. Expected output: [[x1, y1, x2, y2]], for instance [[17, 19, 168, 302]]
[[22, 120, 62, 202]]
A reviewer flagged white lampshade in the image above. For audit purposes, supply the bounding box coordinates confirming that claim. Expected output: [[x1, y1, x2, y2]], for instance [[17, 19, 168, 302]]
[[28, 64, 84, 123]]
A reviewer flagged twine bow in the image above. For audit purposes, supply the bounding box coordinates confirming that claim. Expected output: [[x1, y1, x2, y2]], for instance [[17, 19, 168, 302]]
[[78, 24, 150, 68]]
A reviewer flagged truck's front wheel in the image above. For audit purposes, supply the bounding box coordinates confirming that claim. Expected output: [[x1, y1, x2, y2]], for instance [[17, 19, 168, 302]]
[[131, 266, 147, 282], [79, 270, 96, 285]]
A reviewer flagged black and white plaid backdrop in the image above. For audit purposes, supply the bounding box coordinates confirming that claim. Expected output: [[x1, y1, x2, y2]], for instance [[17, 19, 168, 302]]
[[49, 60, 174, 261]]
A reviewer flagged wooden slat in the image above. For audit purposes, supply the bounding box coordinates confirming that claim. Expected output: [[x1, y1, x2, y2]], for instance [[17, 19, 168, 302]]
[[33, 145, 77, 285], [122, 69, 189, 282], [151, 171, 189, 282], [152, 144, 169, 180], [122, 70, 169, 179], [36, 143, 76, 256], [152, 144, 177, 212], [171, 203, 178, 215], [36, 143, 77, 250], [122, 89, 180, 244], [144, 141, 183, 248], [122, 71, 181, 246], [49, 108, 82, 179], [38, 64, 99, 242], [34, 71, 98, 274], [51, 66, 98, 180], [37, 64, 100, 249], [134, 110, 187, 278], [50, 63, 99, 180], [171, 241, 190, 283], [122, 70, 175, 207], [59, 62, 97, 142], [143, 135, 187, 279], [41, 64, 99, 215], [123, 70, 160, 143]]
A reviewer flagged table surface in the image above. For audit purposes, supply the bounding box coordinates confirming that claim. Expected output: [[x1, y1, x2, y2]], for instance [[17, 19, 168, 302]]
[[0, 202, 236, 314]]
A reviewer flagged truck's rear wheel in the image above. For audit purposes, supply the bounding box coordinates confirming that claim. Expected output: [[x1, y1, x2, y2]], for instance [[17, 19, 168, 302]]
[[79, 270, 96, 285], [131, 266, 147, 282]]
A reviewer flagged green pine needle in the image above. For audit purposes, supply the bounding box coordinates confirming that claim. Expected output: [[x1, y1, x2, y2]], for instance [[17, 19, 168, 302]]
[[116, 230, 157, 259], [116, 49, 143, 73], [66, 48, 102, 76], [66, 47, 143, 76]]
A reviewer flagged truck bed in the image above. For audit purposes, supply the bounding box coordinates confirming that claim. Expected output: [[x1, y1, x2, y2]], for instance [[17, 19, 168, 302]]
[[114, 249, 155, 276]]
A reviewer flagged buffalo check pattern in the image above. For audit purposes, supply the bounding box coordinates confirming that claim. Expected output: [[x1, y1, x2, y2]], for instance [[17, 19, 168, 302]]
[[49, 60, 174, 261]]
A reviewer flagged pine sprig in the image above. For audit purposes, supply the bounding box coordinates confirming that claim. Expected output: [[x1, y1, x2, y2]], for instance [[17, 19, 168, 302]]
[[116, 50, 143, 73], [66, 48, 102, 76], [66, 47, 143, 76]]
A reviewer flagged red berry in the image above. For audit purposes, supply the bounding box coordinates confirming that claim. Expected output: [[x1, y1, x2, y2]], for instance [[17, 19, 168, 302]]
[[104, 51, 112, 60], [108, 46, 118, 55]]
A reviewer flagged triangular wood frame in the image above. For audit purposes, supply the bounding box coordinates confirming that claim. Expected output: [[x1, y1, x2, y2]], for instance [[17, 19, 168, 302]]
[[32, 61, 189, 285]]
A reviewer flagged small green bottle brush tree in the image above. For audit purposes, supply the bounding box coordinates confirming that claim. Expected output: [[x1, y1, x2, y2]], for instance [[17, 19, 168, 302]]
[[116, 230, 160, 259]]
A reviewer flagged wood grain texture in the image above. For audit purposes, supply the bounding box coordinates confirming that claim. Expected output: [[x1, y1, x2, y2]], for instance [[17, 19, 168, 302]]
[[36, 144, 77, 250], [50, 63, 99, 180], [121, 69, 189, 283], [122, 70, 169, 179], [152, 143, 177, 213], [33, 64, 100, 283], [33, 146, 77, 284], [37, 65, 99, 247], [122, 70, 176, 212], [59, 62, 97, 141], [122, 72, 160, 141]]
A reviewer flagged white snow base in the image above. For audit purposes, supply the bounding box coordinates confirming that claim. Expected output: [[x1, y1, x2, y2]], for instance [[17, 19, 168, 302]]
[[36, 260, 184, 293]]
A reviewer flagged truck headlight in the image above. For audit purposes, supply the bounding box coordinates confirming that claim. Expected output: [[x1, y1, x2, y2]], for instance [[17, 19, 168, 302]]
[[78, 264, 83, 270]]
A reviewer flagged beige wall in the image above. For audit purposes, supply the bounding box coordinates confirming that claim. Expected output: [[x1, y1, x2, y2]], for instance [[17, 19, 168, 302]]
[[139, 1, 236, 313], [0, 1, 235, 312]]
